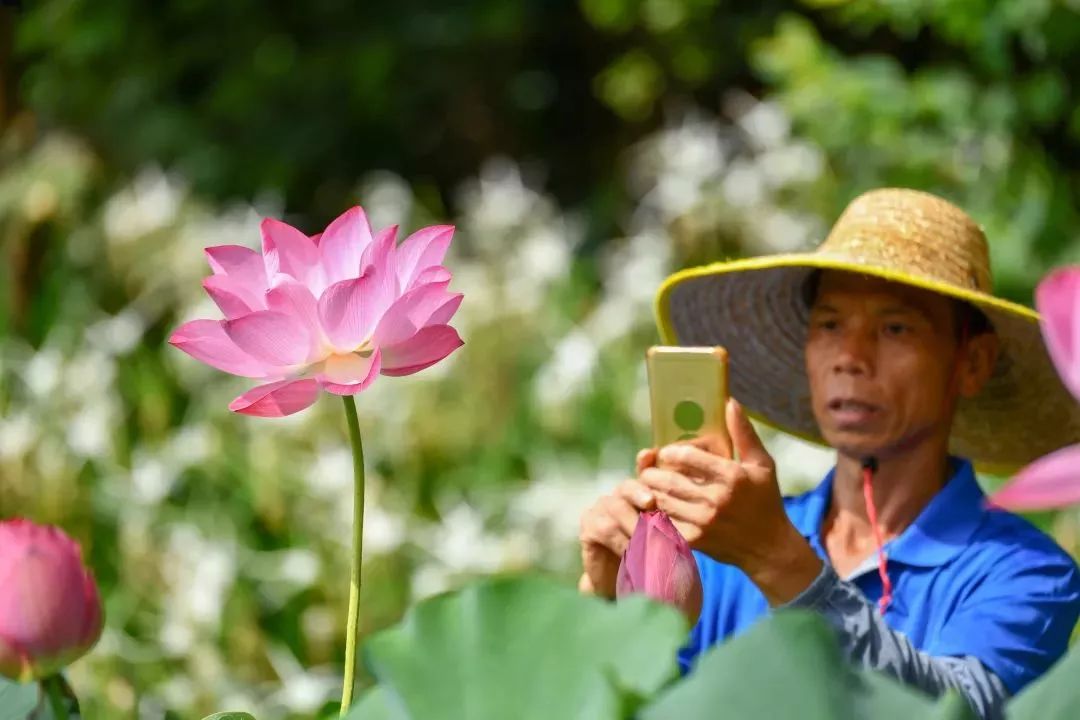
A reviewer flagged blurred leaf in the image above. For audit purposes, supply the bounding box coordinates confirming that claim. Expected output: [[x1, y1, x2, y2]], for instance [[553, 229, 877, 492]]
[[580, 0, 637, 33], [593, 50, 665, 121], [362, 574, 687, 720], [1019, 70, 1066, 127], [200, 714, 257, 720], [0, 678, 38, 720], [640, 0, 688, 33], [639, 611, 947, 720], [928, 692, 977, 719], [344, 687, 404, 720], [1007, 641, 1080, 718]]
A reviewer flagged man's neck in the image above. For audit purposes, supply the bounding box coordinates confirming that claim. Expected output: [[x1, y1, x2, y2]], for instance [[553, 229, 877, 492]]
[[824, 441, 952, 552]]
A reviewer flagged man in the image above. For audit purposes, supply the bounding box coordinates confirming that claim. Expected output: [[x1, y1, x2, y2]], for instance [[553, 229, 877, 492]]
[[579, 189, 1080, 718]]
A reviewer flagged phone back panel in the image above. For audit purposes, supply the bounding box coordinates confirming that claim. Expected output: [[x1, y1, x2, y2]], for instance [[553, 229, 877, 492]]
[[646, 346, 729, 448]]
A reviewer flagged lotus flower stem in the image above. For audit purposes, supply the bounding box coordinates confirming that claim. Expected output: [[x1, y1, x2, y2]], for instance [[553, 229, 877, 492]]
[[43, 675, 69, 720], [339, 395, 366, 715]]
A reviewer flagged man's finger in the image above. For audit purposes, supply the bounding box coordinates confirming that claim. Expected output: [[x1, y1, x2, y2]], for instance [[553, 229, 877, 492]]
[[639, 467, 710, 502], [604, 495, 643, 538], [653, 492, 712, 527], [671, 431, 732, 459], [636, 447, 659, 474], [656, 442, 731, 481], [726, 398, 773, 468], [581, 503, 633, 555], [616, 478, 657, 511]]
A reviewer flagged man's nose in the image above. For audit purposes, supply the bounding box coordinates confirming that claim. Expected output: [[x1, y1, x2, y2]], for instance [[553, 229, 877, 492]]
[[832, 328, 875, 375]]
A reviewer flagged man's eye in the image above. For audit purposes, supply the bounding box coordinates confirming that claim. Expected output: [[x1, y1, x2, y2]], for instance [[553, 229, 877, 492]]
[[813, 318, 839, 330], [884, 322, 909, 336]]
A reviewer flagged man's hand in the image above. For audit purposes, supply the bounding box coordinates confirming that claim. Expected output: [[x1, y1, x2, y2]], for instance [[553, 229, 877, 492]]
[[578, 452, 658, 598], [639, 398, 822, 606]]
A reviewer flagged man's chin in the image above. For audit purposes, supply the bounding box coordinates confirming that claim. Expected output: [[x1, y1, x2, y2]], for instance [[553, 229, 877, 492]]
[[820, 428, 887, 460]]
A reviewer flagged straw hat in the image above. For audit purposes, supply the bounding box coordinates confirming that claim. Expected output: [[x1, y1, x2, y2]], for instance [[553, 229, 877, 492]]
[[654, 188, 1080, 474]]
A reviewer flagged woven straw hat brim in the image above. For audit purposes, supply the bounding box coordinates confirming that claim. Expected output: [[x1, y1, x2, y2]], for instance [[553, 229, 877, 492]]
[[656, 254, 1080, 475]]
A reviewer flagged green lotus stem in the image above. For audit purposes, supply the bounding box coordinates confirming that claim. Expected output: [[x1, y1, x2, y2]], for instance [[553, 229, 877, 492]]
[[43, 675, 69, 720], [339, 395, 366, 716]]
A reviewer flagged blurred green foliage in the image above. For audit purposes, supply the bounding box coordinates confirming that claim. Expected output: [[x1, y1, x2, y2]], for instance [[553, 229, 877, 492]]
[[1, 0, 1079, 717]]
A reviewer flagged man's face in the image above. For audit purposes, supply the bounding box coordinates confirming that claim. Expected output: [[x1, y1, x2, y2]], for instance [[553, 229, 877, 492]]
[[805, 271, 964, 460]]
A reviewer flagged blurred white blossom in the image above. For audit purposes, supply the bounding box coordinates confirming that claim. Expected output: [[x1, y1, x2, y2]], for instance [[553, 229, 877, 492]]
[[721, 160, 768, 208], [103, 168, 186, 245], [66, 401, 116, 459], [21, 347, 63, 398], [736, 99, 790, 150], [630, 113, 729, 221], [0, 412, 38, 460], [457, 157, 582, 315], [265, 645, 341, 715], [130, 454, 176, 506], [86, 310, 146, 356], [510, 460, 622, 551], [358, 170, 415, 230], [533, 328, 599, 410], [159, 526, 237, 655]]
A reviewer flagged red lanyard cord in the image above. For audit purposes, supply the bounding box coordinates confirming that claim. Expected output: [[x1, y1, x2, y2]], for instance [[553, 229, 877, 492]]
[[861, 457, 893, 613]]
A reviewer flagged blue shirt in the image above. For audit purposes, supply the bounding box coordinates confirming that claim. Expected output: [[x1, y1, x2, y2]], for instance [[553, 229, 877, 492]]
[[679, 458, 1080, 694]]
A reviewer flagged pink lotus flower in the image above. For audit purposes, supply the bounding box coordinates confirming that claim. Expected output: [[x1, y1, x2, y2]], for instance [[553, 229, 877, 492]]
[[616, 510, 703, 612], [990, 267, 1080, 510], [0, 519, 104, 681], [169, 206, 464, 416]]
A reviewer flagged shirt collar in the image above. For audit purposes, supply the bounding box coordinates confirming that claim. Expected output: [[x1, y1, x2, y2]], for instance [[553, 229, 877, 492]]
[[792, 457, 987, 568]]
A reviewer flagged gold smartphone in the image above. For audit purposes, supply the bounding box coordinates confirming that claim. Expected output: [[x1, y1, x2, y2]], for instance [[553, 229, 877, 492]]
[[646, 346, 730, 448]]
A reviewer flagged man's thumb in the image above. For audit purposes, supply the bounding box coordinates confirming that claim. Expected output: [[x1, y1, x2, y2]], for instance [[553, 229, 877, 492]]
[[726, 398, 770, 466]]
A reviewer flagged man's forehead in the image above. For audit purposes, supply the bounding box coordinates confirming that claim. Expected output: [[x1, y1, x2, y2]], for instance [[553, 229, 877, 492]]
[[812, 271, 951, 315]]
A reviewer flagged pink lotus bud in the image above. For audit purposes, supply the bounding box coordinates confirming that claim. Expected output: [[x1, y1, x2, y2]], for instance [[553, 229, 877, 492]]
[[616, 511, 703, 613], [0, 519, 104, 681]]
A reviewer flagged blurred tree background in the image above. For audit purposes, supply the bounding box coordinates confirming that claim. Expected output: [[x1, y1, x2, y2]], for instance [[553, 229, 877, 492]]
[[1, 0, 1078, 717]]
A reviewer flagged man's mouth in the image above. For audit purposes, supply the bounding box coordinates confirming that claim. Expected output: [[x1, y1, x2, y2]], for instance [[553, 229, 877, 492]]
[[826, 398, 881, 426]]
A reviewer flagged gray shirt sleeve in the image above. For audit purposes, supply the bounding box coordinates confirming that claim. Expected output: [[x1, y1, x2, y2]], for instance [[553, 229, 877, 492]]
[[782, 563, 1009, 720]]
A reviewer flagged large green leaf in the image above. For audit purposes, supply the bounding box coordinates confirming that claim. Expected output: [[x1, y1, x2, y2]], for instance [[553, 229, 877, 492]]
[[928, 692, 977, 719], [361, 574, 688, 720], [639, 610, 956, 720], [0, 678, 38, 720], [344, 686, 404, 720], [1007, 642, 1080, 719]]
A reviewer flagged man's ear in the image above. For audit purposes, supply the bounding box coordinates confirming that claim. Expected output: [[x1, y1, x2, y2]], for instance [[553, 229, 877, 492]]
[[959, 332, 1000, 398]]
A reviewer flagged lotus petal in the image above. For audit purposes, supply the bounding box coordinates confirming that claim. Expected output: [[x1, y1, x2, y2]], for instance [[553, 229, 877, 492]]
[[1036, 267, 1080, 400], [321, 206, 374, 287], [169, 320, 275, 378], [223, 310, 315, 367], [381, 324, 463, 376], [397, 225, 454, 289], [989, 444, 1080, 511], [261, 217, 322, 291], [373, 280, 457, 347], [318, 266, 396, 352], [228, 379, 321, 417], [266, 278, 324, 346], [205, 245, 264, 283], [203, 275, 258, 319]]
